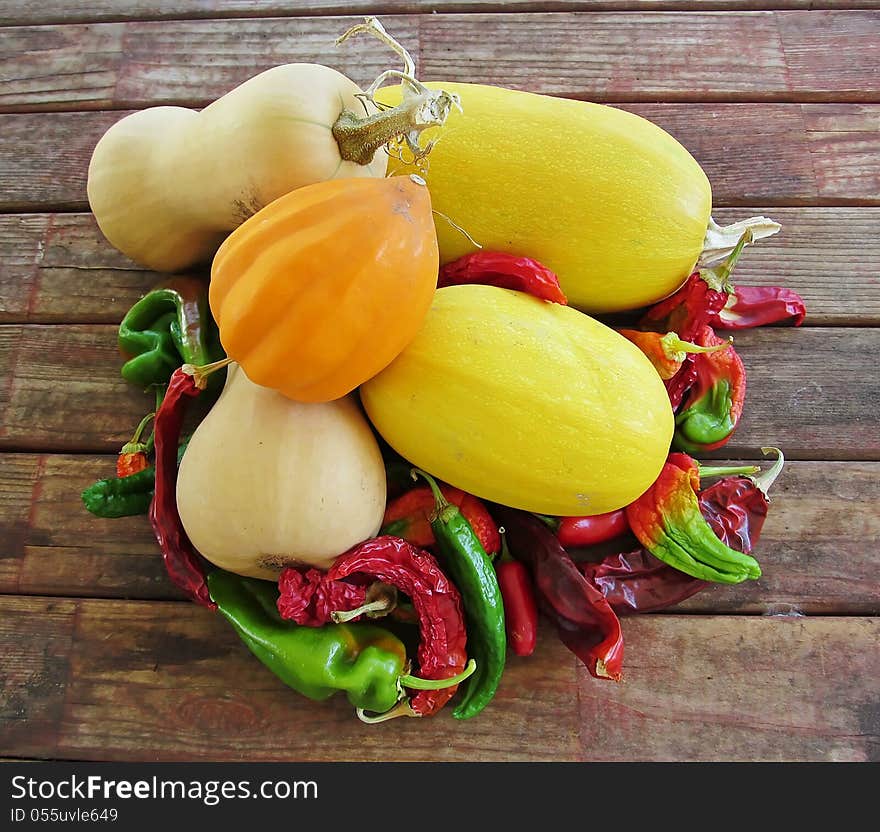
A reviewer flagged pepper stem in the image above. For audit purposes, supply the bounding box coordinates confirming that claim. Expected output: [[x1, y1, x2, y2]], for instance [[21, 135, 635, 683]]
[[698, 463, 762, 479], [400, 658, 477, 691], [660, 332, 732, 363], [750, 447, 785, 497], [357, 699, 419, 724], [182, 356, 233, 390], [699, 215, 781, 269], [699, 229, 754, 292], [333, 16, 460, 168], [120, 411, 155, 455], [412, 467, 459, 525]]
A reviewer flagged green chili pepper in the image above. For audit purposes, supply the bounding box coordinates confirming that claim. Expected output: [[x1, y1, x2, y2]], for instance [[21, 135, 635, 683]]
[[625, 453, 762, 584], [414, 469, 506, 720], [81, 466, 156, 518], [118, 276, 224, 389], [208, 570, 408, 714], [82, 438, 190, 519]]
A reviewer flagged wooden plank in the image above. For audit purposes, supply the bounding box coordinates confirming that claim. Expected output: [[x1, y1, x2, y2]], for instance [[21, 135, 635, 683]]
[[1, 595, 875, 761], [2, 208, 877, 326], [2, 12, 879, 112], [4, 3, 880, 28], [2, 454, 877, 613], [0, 595, 74, 759], [2, 104, 879, 213], [0, 325, 876, 458], [577, 615, 879, 761]]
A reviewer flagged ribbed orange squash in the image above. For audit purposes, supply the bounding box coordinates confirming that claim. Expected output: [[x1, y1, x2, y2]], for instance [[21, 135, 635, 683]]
[[209, 175, 438, 402]]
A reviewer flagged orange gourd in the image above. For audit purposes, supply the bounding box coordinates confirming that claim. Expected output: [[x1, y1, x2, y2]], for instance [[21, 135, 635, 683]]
[[209, 174, 439, 402]]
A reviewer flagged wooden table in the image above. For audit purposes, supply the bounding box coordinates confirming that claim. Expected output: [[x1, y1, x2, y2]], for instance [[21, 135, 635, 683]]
[[1, 1, 878, 763]]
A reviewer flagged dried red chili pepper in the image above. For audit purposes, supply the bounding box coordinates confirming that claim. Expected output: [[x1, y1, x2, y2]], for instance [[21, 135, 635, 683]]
[[277, 535, 469, 718], [710, 285, 806, 330], [494, 536, 538, 657], [493, 505, 624, 681], [439, 251, 568, 304], [276, 567, 370, 627], [116, 411, 154, 477], [699, 447, 784, 554], [381, 483, 501, 555], [673, 325, 746, 453], [149, 364, 223, 609]]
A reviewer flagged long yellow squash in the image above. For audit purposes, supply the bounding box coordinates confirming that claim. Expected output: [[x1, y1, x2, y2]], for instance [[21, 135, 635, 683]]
[[360, 285, 674, 516], [376, 82, 775, 314]]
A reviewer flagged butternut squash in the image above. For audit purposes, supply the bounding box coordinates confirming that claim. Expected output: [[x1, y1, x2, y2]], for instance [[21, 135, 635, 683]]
[[177, 363, 387, 580], [376, 82, 779, 314], [360, 285, 674, 516], [86, 19, 457, 272]]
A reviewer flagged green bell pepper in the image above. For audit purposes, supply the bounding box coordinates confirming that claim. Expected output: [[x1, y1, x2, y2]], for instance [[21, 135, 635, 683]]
[[118, 276, 224, 389], [207, 570, 410, 715]]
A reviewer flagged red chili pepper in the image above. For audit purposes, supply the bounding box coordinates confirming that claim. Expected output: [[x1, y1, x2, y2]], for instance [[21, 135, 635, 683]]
[[278, 536, 468, 717], [494, 537, 538, 657], [381, 484, 501, 555], [638, 273, 729, 343], [149, 366, 216, 609], [439, 251, 568, 304], [673, 325, 746, 453], [493, 506, 624, 681], [556, 509, 630, 548], [710, 285, 806, 330], [116, 411, 154, 477]]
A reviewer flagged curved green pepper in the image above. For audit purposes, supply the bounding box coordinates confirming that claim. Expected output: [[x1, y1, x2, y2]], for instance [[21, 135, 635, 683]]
[[207, 570, 408, 714], [415, 470, 506, 720], [118, 276, 224, 389]]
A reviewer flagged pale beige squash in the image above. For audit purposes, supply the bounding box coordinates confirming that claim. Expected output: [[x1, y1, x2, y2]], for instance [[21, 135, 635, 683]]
[[177, 363, 386, 580]]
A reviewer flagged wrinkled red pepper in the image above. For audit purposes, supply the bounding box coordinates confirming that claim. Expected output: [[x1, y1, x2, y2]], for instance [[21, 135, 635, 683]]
[[277, 536, 468, 717], [381, 483, 501, 555], [149, 366, 215, 610], [439, 251, 568, 304], [638, 272, 729, 342], [710, 286, 806, 330], [492, 505, 624, 681], [673, 325, 746, 453]]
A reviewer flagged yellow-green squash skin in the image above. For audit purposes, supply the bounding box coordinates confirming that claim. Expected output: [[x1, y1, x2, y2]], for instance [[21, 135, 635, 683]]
[[376, 82, 712, 314], [360, 285, 674, 516]]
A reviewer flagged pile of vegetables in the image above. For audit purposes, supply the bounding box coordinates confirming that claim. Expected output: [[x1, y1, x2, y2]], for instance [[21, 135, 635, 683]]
[[82, 18, 805, 722]]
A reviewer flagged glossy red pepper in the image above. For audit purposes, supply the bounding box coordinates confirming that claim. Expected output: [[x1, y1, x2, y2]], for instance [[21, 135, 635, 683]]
[[494, 537, 538, 657], [439, 251, 568, 304], [556, 509, 630, 548], [278, 536, 469, 718], [149, 366, 216, 609], [381, 483, 501, 555], [493, 505, 624, 681]]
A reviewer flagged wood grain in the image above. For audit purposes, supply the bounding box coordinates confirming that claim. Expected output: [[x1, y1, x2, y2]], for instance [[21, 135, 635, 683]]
[[5, 3, 880, 28], [2, 12, 879, 111], [1, 594, 875, 761], [2, 208, 877, 326], [577, 615, 879, 761], [3, 104, 880, 212], [0, 325, 876, 457], [2, 454, 877, 613]]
